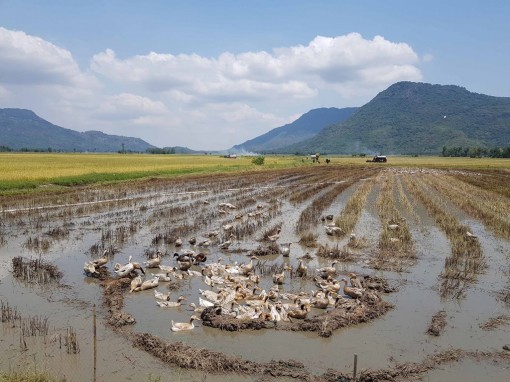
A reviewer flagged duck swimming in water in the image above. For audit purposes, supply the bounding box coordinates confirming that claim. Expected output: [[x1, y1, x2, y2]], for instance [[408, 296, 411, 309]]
[[296, 260, 307, 277], [317, 261, 338, 278], [145, 251, 162, 268], [267, 228, 281, 242], [139, 276, 159, 291], [171, 315, 201, 332], [240, 256, 258, 276], [157, 296, 186, 308], [280, 243, 291, 257], [154, 289, 171, 301]]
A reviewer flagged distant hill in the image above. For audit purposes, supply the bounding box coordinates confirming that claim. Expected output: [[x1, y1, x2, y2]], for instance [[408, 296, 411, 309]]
[[231, 107, 358, 153], [280, 82, 510, 155], [0, 108, 156, 152]]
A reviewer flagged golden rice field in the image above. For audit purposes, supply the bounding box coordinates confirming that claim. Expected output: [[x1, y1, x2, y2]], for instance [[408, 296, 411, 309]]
[[0, 153, 278, 181]]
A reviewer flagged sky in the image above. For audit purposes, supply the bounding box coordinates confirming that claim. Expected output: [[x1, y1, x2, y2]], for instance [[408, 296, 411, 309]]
[[0, 1, 509, 150]]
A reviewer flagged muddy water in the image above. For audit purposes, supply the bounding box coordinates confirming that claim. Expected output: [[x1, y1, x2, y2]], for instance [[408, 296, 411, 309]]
[[1, 169, 509, 381]]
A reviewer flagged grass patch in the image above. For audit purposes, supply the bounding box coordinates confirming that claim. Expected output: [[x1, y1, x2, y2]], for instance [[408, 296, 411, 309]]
[[0, 371, 66, 382]]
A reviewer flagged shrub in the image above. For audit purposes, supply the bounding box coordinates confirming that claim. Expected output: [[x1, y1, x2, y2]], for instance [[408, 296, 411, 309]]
[[252, 156, 265, 165]]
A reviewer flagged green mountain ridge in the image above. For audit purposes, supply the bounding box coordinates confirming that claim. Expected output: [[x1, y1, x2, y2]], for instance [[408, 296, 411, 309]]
[[279, 82, 510, 154], [0, 108, 156, 152], [231, 107, 358, 152]]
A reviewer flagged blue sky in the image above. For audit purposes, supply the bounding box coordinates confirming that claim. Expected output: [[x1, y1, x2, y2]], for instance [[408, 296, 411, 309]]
[[0, 1, 509, 150]]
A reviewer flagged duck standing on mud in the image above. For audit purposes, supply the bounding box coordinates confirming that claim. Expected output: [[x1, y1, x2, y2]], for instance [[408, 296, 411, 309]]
[[341, 278, 364, 299], [115, 256, 145, 277]]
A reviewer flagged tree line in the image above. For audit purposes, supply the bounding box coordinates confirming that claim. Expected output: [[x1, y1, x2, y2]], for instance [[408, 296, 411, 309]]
[[441, 146, 510, 158], [145, 147, 176, 154]]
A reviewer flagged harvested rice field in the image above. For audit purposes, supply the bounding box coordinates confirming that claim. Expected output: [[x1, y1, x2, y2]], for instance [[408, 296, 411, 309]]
[[0, 161, 509, 381]]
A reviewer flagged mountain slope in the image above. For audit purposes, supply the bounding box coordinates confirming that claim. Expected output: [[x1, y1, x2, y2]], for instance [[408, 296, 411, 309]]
[[281, 82, 510, 154], [231, 107, 358, 152], [0, 108, 155, 152]]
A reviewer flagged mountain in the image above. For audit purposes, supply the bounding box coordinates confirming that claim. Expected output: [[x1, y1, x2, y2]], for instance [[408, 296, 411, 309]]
[[0, 108, 156, 152], [280, 82, 510, 155], [231, 107, 358, 153]]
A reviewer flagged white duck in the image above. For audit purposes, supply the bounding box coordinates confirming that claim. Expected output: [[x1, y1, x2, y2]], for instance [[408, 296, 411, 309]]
[[154, 289, 171, 301], [219, 234, 234, 250], [171, 315, 201, 332], [91, 255, 108, 268], [197, 239, 211, 247], [139, 276, 159, 291], [273, 266, 291, 285], [157, 296, 186, 308], [199, 289, 222, 302], [154, 272, 172, 282], [145, 252, 162, 268], [187, 269, 202, 277], [199, 297, 215, 308], [325, 226, 343, 235], [280, 243, 291, 257], [466, 231, 478, 239], [240, 256, 258, 276], [318, 261, 338, 278], [267, 228, 281, 242], [269, 304, 281, 322], [130, 275, 143, 293], [159, 264, 177, 273], [222, 224, 233, 231], [83, 261, 99, 277], [114, 256, 134, 277], [296, 260, 307, 277]]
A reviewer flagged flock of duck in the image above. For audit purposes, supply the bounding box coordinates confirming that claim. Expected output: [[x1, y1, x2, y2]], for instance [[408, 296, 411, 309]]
[[84, 203, 379, 333]]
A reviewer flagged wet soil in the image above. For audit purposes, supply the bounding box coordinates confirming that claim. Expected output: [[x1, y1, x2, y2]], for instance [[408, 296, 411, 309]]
[[0, 166, 509, 381]]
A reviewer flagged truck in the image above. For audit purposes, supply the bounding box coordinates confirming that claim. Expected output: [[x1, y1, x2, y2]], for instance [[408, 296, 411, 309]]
[[366, 155, 387, 163]]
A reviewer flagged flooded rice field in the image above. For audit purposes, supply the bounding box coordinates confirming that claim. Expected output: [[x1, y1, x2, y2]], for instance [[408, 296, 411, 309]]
[[0, 165, 509, 381]]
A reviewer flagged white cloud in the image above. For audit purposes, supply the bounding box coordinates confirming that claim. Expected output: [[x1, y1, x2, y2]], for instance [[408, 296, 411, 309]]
[[0, 27, 96, 87], [0, 27, 423, 150], [96, 93, 167, 120], [91, 33, 420, 102]]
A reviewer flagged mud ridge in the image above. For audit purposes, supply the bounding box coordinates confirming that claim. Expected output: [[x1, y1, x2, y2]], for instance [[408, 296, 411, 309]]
[[427, 310, 447, 336], [101, 277, 136, 327], [287, 295, 394, 338], [131, 332, 316, 380], [351, 349, 510, 382]]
